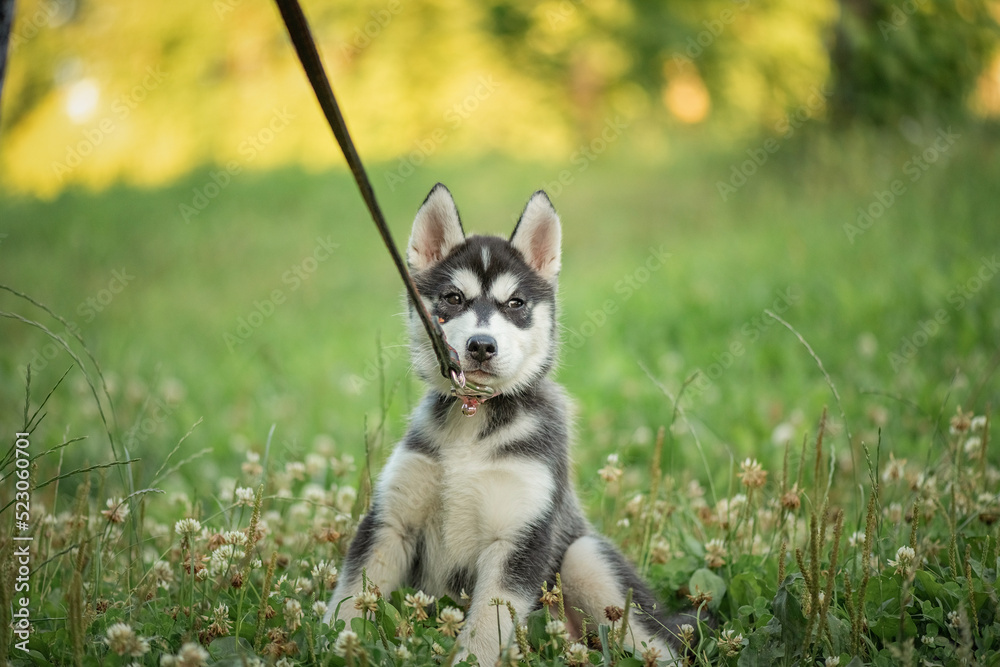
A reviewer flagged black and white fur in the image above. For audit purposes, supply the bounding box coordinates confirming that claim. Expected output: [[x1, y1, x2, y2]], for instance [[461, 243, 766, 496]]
[[325, 184, 695, 661]]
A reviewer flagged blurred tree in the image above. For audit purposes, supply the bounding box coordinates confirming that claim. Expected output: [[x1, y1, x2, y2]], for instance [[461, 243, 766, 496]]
[[483, 0, 836, 133], [828, 0, 1000, 126], [3, 0, 997, 195]]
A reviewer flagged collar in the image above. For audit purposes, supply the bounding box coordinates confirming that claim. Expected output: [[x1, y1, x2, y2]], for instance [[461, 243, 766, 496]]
[[449, 370, 499, 417]]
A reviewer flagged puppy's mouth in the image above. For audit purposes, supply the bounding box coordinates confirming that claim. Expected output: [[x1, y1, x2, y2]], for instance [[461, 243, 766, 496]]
[[462, 366, 497, 381]]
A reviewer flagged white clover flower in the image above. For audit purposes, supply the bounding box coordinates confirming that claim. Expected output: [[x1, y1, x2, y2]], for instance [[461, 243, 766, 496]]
[[598, 453, 623, 483], [545, 619, 568, 641], [641, 645, 662, 666], [404, 590, 435, 620], [704, 538, 727, 568], [175, 518, 202, 537], [498, 643, 523, 667], [719, 629, 744, 657], [437, 606, 465, 637], [354, 590, 379, 613], [825, 657, 840, 667], [242, 451, 263, 477], [333, 629, 360, 657], [217, 477, 237, 503], [104, 622, 149, 657], [312, 600, 328, 618], [173, 641, 209, 667], [235, 486, 256, 506], [885, 502, 903, 523], [208, 544, 237, 577], [848, 531, 866, 548], [152, 560, 174, 588], [964, 436, 983, 459], [293, 576, 314, 596], [222, 530, 247, 546], [394, 644, 412, 661], [303, 484, 327, 504], [336, 486, 357, 512], [881, 453, 907, 483], [888, 546, 917, 577], [565, 642, 589, 665], [102, 497, 130, 524], [971, 415, 988, 432], [285, 598, 303, 632], [285, 461, 307, 480], [738, 458, 767, 489], [625, 493, 645, 517], [312, 560, 338, 589], [306, 453, 328, 475]]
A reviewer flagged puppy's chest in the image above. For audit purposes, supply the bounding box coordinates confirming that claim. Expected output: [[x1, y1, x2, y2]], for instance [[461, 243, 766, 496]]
[[409, 426, 555, 593]]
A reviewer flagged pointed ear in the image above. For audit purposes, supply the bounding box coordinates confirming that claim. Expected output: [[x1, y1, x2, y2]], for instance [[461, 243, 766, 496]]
[[511, 191, 561, 282], [407, 184, 465, 272]]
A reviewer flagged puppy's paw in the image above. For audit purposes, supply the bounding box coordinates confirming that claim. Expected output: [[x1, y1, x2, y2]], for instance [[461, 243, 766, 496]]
[[455, 625, 499, 665]]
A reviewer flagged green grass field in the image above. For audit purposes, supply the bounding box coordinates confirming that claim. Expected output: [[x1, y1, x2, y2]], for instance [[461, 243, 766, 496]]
[[1, 125, 999, 665]]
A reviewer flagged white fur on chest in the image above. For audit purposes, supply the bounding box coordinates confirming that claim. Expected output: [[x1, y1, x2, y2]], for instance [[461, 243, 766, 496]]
[[387, 405, 555, 595]]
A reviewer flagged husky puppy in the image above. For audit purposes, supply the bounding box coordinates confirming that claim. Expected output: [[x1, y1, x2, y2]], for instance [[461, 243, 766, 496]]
[[325, 184, 696, 661]]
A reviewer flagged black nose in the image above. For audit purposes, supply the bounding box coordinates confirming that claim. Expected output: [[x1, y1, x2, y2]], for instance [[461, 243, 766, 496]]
[[467, 335, 498, 362]]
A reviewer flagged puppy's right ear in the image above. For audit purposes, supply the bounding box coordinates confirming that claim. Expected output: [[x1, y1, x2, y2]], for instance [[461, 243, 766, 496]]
[[407, 183, 465, 272]]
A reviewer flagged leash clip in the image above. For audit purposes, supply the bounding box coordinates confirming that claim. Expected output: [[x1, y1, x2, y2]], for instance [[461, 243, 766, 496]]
[[449, 370, 497, 417]]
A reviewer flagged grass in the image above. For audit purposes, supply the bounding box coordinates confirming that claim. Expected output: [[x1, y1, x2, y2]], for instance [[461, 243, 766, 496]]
[[0, 124, 999, 665]]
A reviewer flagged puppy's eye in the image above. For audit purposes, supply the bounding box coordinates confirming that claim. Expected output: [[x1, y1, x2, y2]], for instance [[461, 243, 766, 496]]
[[444, 292, 463, 306], [507, 298, 525, 309]]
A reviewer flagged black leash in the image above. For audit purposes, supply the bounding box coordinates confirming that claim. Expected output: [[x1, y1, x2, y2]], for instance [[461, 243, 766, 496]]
[[272, 0, 463, 385]]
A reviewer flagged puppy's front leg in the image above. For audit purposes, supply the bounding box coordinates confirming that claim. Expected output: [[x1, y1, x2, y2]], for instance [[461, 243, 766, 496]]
[[456, 538, 541, 663], [324, 447, 438, 626]]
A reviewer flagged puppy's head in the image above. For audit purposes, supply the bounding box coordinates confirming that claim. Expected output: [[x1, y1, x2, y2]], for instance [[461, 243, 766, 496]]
[[406, 184, 561, 396]]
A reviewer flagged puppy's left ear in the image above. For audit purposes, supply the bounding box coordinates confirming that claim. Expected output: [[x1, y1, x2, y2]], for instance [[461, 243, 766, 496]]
[[408, 183, 466, 272], [511, 191, 561, 282]]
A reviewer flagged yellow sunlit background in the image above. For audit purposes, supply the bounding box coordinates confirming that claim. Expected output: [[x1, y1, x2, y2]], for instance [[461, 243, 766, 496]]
[[0, 0, 882, 194]]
